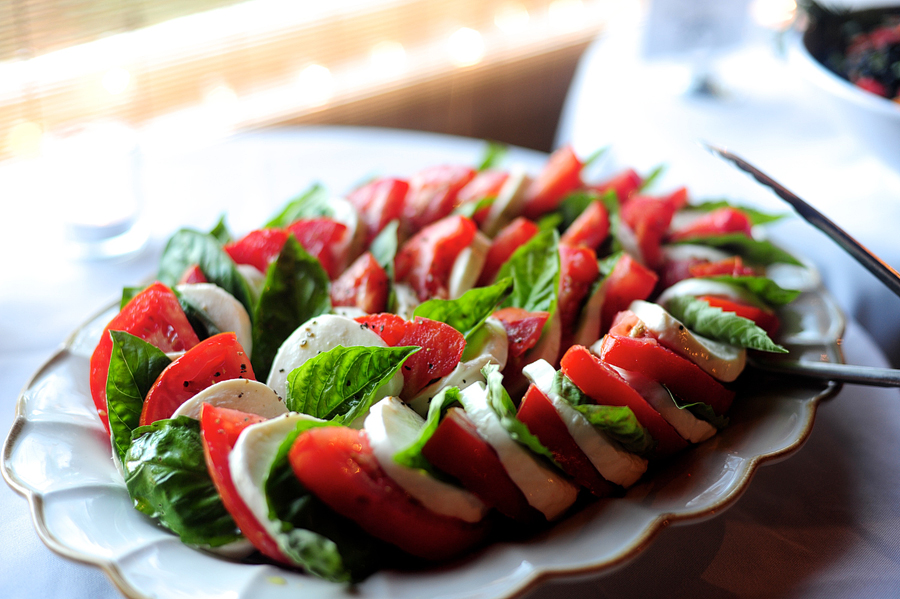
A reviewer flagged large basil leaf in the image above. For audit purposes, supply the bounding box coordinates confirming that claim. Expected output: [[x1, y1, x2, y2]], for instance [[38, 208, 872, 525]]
[[700, 275, 800, 307], [665, 295, 788, 353], [106, 331, 172, 463], [672, 233, 802, 266], [158, 229, 254, 316], [264, 183, 330, 228], [264, 419, 392, 582], [124, 416, 241, 547], [392, 386, 462, 473], [482, 364, 560, 467], [284, 345, 418, 425], [496, 228, 560, 315], [251, 235, 332, 380], [413, 277, 513, 342]]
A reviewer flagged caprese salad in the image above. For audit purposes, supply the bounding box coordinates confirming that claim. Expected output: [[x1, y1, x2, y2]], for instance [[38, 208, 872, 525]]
[[91, 144, 803, 582]]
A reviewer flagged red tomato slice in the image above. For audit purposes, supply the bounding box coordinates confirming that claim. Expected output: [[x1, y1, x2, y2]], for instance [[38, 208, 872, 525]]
[[330, 252, 389, 314], [288, 426, 487, 560], [522, 145, 584, 219], [620, 194, 678, 268], [558, 243, 600, 346], [457, 169, 509, 225], [401, 164, 476, 235], [598, 333, 735, 416], [491, 307, 549, 359], [346, 177, 408, 244], [89, 282, 200, 433], [224, 228, 290, 274], [199, 404, 287, 564], [477, 217, 539, 287], [394, 214, 477, 301], [688, 256, 758, 278], [589, 168, 643, 203], [178, 264, 208, 284], [600, 254, 658, 333], [356, 313, 465, 398], [559, 345, 688, 457], [560, 200, 610, 251], [699, 295, 780, 336], [139, 332, 254, 426], [517, 384, 616, 496], [422, 407, 539, 522], [285, 218, 349, 280], [668, 207, 753, 242]]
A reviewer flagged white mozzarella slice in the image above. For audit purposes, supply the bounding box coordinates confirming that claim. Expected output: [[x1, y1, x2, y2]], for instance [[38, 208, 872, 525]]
[[331, 306, 368, 320], [266, 314, 403, 404], [481, 166, 530, 237], [523, 360, 648, 488], [392, 283, 419, 321], [408, 317, 508, 416], [229, 413, 325, 557], [457, 382, 578, 520], [363, 398, 488, 523], [171, 379, 288, 420], [448, 231, 490, 299], [610, 366, 716, 444], [176, 283, 253, 356], [628, 300, 746, 383]]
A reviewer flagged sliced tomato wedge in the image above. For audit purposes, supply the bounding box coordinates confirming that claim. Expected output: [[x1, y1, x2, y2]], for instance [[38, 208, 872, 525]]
[[330, 252, 389, 314], [401, 164, 476, 235], [620, 191, 682, 268], [559, 345, 688, 457], [492, 307, 549, 359], [422, 407, 539, 522], [89, 282, 201, 433], [224, 228, 290, 274], [139, 332, 254, 426], [558, 243, 600, 348], [285, 218, 349, 280], [356, 313, 465, 398], [346, 177, 408, 244], [199, 404, 287, 563], [288, 426, 487, 560], [517, 384, 616, 496], [457, 169, 509, 226], [688, 256, 758, 278], [477, 217, 539, 287], [589, 168, 643, 203], [598, 333, 735, 416], [394, 214, 477, 301], [560, 200, 610, 251], [600, 254, 658, 333], [699, 295, 780, 336], [668, 207, 753, 242], [522, 145, 584, 219]]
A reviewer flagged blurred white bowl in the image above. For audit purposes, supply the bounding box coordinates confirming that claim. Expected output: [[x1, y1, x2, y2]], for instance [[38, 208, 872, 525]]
[[788, 7, 900, 169]]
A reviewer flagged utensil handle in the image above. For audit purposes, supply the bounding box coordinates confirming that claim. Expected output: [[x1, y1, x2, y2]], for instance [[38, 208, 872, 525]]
[[750, 357, 900, 387]]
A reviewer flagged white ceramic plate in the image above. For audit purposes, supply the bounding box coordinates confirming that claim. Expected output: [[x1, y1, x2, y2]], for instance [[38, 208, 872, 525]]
[[2, 263, 843, 599]]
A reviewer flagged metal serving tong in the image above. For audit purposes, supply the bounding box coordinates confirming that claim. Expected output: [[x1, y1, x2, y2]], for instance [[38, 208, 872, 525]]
[[704, 143, 900, 388]]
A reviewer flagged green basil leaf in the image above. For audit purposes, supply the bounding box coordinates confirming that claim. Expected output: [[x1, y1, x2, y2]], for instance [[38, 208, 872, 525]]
[[158, 229, 254, 316], [413, 277, 513, 342], [369, 219, 399, 279], [476, 141, 507, 171], [665, 295, 788, 353], [549, 370, 592, 406], [454, 196, 496, 219], [251, 235, 332, 380], [120, 286, 144, 310], [106, 331, 172, 463], [672, 233, 802, 266], [582, 146, 609, 169], [571, 404, 656, 456], [689, 200, 786, 226], [124, 416, 241, 547], [536, 212, 564, 231], [392, 386, 462, 472], [285, 345, 419, 425], [702, 275, 800, 306], [497, 228, 560, 316], [483, 363, 560, 467], [209, 214, 233, 244], [264, 183, 330, 228], [264, 419, 391, 582], [637, 164, 665, 192], [668, 386, 730, 429], [172, 288, 222, 340]]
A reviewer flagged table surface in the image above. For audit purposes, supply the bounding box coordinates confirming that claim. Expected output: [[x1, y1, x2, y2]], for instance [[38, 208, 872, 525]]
[[2, 126, 899, 599]]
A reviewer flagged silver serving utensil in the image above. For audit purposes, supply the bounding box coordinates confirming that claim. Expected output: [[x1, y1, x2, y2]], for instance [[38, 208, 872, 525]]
[[703, 142, 900, 298], [704, 142, 900, 387]]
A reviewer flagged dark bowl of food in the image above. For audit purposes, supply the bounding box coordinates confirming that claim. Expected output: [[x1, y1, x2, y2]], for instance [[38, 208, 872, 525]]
[[790, 1, 900, 167]]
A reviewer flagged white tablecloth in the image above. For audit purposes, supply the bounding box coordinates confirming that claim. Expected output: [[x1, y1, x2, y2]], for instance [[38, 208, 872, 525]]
[[2, 127, 899, 598]]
